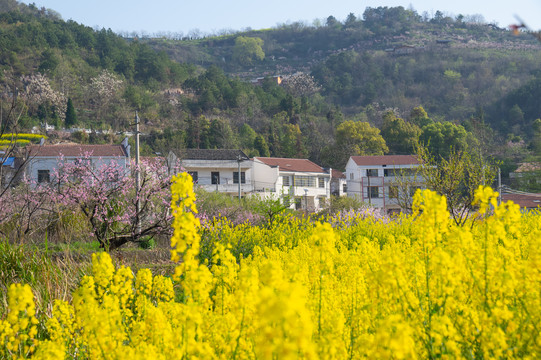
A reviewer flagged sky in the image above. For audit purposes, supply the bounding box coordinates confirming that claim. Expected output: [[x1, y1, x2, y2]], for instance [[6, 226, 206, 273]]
[[21, 0, 541, 36]]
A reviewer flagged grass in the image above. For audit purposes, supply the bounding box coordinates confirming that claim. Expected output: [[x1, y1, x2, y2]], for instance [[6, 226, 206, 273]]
[[0, 239, 91, 318], [0, 235, 178, 319]]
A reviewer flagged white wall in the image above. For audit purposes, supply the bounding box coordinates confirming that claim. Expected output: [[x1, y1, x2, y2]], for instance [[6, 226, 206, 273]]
[[346, 161, 423, 209], [251, 159, 279, 193], [181, 159, 254, 194], [27, 156, 129, 186]]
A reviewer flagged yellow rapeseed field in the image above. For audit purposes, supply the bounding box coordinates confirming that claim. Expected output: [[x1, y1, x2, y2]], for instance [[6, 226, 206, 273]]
[[1, 172, 540, 359]]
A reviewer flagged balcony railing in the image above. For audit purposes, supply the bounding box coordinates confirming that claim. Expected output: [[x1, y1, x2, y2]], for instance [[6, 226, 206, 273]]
[[194, 178, 254, 193]]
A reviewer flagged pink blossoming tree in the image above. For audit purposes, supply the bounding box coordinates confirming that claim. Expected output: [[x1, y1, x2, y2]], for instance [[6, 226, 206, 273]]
[[0, 154, 177, 250], [44, 154, 174, 250]]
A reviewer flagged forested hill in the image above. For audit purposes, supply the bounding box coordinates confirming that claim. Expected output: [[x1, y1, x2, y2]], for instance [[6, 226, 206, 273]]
[[1, 0, 541, 175], [144, 8, 541, 131]]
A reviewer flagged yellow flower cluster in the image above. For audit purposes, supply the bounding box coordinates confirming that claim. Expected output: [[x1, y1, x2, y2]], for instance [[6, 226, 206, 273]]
[[1, 180, 540, 359], [0, 284, 39, 358], [170, 172, 199, 264]]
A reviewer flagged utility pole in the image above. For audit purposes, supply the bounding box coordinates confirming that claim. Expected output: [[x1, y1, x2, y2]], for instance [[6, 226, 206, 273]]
[[304, 188, 308, 216], [367, 171, 372, 205], [135, 111, 141, 238], [498, 167, 502, 206]]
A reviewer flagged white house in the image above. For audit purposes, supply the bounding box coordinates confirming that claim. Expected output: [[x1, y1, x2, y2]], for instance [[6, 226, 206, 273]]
[[25, 140, 131, 186], [330, 169, 347, 197], [173, 149, 253, 196], [252, 157, 331, 211], [169, 150, 333, 211], [345, 155, 423, 212]]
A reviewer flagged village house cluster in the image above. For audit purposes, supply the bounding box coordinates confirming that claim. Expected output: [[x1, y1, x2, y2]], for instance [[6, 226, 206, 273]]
[[4, 140, 541, 212], [2, 140, 470, 213]]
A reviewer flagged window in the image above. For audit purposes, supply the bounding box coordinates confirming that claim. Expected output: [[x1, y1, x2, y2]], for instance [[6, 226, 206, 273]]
[[384, 168, 397, 177], [295, 197, 302, 210], [233, 171, 246, 184], [294, 176, 316, 187], [37, 169, 50, 183], [367, 169, 378, 177], [282, 176, 290, 186], [350, 173, 354, 180], [388, 186, 399, 199], [188, 171, 198, 183], [343, 184, 347, 193], [318, 177, 325, 188], [211, 172, 220, 185], [368, 186, 379, 199], [401, 168, 416, 176]]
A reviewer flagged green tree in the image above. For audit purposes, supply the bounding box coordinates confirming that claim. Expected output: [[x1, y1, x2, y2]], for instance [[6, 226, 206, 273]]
[[64, 98, 77, 127], [532, 119, 541, 156], [381, 111, 421, 155], [416, 144, 497, 226], [279, 94, 300, 120], [186, 115, 211, 149], [325, 15, 341, 30], [409, 106, 432, 128], [254, 135, 270, 157], [208, 118, 238, 149], [232, 36, 265, 66], [508, 104, 524, 128], [239, 123, 257, 150], [38, 48, 59, 74], [281, 124, 305, 158], [419, 122, 469, 158], [344, 13, 358, 28], [333, 120, 388, 169]]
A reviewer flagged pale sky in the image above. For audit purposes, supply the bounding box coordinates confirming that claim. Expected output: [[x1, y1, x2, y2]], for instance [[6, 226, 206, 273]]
[[22, 0, 541, 36]]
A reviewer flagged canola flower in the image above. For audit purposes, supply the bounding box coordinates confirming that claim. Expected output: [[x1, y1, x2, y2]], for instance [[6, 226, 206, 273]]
[[0, 176, 540, 359]]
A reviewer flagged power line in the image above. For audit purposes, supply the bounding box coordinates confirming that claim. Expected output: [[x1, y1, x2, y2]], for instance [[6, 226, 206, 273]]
[[500, 185, 541, 197]]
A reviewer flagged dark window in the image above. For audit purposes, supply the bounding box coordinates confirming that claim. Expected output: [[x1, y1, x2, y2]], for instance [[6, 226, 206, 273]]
[[295, 197, 302, 210], [367, 169, 378, 177], [368, 186, 379, 198], [318, 177, 325, 188], [37, 170, 50, 183], [343, 184, 347, 193], [233, 172, 245, 184], [211, 172, 220, 185], [384, 169, 398, 177], [188, 171, 198, 183]]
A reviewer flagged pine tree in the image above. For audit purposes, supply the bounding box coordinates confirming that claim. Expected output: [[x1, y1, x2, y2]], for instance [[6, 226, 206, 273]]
[[65, 98, 77, 127]]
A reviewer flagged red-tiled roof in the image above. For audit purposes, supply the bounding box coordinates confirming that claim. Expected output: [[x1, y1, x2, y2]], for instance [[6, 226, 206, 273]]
[[331, 169, 345, 179], [254, 157, 325, 173], [28, 144, 127, 157], [351, 155, 419, 166], [501, 193, 541, 209]]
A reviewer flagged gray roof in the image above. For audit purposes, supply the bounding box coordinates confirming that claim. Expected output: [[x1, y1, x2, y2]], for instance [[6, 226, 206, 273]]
[[179, 149, 249, 161]]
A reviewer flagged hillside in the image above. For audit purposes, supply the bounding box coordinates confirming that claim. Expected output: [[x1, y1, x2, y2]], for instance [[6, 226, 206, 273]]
[[1, 1, 541, 176]]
